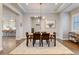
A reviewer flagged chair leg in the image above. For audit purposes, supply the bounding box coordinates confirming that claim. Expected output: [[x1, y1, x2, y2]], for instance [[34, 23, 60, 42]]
[[33, 40, 35, 47], [51, 39, 52, 42], [26, 39, 28, 46], [47, 40, 50, 47], [30, 39, 31, 42], [46, 40, 49, 47], [54, 43, 56, 46], [33, 40, 34, 47], [39, 40, 41, 47], [54, 39, 56, 47], [41, 40, 43, 47], [46, 40, 48, 44]]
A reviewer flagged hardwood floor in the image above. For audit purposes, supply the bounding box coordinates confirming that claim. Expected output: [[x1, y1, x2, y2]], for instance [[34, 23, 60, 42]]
[[58, 39, 79, 54]]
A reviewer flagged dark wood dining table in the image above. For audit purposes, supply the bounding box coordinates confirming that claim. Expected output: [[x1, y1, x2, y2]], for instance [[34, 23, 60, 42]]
[[26, 33, 56, 47]]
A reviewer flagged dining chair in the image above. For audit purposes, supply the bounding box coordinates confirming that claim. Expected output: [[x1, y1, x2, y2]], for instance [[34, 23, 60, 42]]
[[42, 33, 50, 47], [26, 32, 29, 46], [53, 32, 56, 46], [49, 33, 54, 42], [28, 33, 33, 42], [33, 32, 41, 47]]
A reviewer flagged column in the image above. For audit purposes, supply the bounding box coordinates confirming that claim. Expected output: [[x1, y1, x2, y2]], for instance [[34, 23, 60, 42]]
[[16, 14, 23, 40]]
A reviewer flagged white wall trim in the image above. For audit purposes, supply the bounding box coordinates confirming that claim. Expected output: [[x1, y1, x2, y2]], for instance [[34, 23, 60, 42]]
[[16, 36, 24, 40], [3, 3, 22, 15], [57, 36, 63, 40]]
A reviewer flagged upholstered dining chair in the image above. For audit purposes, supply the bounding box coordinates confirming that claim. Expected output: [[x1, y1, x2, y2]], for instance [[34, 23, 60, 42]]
[[33, 32, 41, 47], [26, 32, 29, 46], [53, 32, 56, 46], [41, 33, 50, 47], [49, 33, 54, 42], [28, 33, 33, 42]]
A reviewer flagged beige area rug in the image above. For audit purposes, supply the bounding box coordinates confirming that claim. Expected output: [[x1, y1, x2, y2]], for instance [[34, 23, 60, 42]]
[[9, 40, 74, 55]]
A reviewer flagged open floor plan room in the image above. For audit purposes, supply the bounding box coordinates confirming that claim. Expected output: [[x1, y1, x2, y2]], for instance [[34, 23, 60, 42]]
[[0, 3, 79, 55]]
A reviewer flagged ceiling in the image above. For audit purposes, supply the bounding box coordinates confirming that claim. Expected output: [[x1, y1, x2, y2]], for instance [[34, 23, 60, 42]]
[[18, 3, 62, 14], [4, 3, 79, 14]]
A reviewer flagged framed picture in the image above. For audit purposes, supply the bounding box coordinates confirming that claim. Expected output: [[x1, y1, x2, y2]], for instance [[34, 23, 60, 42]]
[[46, 20, 56, 28]]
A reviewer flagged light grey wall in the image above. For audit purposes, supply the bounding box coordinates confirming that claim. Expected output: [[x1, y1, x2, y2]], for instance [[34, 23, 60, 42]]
[[16, 15, 24, 39], [57, 12, 70, 39]]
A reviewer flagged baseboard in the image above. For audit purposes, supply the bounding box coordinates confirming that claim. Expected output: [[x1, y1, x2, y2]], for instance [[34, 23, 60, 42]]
[[57, 37, 69, 40], [16, 37, 25, 40], [57, 36, 63, 40]]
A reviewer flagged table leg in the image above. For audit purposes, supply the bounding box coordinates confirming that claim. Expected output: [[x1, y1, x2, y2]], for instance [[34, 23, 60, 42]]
[[54, 38, 56, 47], [26, 38, 28, 46]]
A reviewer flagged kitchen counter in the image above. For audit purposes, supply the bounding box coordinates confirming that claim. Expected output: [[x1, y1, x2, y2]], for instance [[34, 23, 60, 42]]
[[2, 30, 16, 37]]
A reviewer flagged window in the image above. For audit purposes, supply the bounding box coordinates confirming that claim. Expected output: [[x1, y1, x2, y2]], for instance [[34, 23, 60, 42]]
[[72, 15, 79, 32]]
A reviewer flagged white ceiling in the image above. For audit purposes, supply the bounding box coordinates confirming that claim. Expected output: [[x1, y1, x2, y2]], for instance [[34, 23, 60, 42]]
[[18, 3, 62, 13], [18, 3, 63, 14], [4, 3, 79, 14], [63, 3, 79, 12]]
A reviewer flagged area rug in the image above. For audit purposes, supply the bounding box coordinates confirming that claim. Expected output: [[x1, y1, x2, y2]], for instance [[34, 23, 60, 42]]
[[9, 40, 74, 55]]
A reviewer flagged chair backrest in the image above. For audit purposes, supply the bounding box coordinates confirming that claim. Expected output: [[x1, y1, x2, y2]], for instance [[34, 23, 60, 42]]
[[35, 32, 40, 34], [26, 32, 29, 37], [53, 32, 56, 38], [41, 32, 46, 34], [42, 33, 49, 40], [33, 33, 40, 40]]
